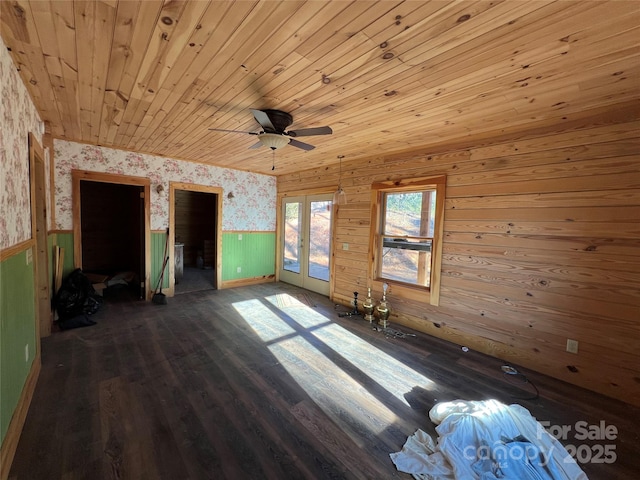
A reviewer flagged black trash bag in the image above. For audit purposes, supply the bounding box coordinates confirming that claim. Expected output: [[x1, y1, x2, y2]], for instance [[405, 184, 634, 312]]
[[58, 314, 97, 331], [55, 268, 103, 323]]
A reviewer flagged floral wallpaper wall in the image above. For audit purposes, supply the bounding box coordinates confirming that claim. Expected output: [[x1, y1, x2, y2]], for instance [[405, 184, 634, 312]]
[[54, 140, 276, 232], [0, 35, 45, 249]]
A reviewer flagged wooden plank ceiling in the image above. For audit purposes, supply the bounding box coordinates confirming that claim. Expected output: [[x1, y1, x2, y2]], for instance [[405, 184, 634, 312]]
[[2, 0, 639, 176]]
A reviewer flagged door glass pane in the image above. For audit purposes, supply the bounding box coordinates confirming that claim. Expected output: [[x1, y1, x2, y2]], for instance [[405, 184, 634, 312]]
[[308, 200, 331, 281], [284, 202, 301, 273]]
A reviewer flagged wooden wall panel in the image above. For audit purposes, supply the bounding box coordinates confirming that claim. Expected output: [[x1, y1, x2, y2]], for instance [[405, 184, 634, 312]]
[[51, 232, 75, 279], [277, 119, 640, 406]]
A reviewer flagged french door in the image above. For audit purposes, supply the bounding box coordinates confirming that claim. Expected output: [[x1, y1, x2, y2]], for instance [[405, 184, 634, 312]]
[[279, 194, 333, 295]]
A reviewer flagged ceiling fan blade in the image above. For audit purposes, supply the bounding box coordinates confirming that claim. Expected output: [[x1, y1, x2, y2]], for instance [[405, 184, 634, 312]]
[[289, 139, 315, 151], [209, 128, 258, 135], [250, 109, 276, 131], [248, 141, 262, 149], [287, 126, 333, 137]]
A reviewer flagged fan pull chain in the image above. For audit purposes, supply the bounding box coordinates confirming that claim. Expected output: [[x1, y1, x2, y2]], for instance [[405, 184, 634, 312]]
[[272, 149, 275, 170]]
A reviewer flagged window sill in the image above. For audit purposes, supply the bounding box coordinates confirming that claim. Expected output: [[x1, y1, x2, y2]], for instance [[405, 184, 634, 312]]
[[372, 278, 434, 305]]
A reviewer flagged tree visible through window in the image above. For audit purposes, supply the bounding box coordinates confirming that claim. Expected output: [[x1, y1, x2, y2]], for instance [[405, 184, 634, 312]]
[[381, 190, 435, 287], [370, 175, 446, 305]]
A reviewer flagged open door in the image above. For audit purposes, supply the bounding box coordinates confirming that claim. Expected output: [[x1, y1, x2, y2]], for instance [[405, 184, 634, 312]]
[[29, 133, 50, 338], [279, 194, 332, 296]]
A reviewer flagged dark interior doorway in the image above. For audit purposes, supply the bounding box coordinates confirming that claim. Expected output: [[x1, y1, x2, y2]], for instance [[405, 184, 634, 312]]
[[80, 180, 144, 300], [174, 189, 218, 294]]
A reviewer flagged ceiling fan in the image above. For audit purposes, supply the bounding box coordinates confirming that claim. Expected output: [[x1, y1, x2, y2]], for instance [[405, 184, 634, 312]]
[[209, 109, 332, 151]]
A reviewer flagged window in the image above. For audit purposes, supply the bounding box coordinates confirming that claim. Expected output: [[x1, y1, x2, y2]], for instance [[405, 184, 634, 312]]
[[381, 190, 435, 287], [370, 175, 445, 306]]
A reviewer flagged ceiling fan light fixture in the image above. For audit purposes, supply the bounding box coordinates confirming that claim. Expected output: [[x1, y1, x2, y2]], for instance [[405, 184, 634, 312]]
[[259, 133, 290, 150]]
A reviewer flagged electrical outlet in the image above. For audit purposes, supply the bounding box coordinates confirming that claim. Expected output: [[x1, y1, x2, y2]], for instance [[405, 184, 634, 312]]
[[26, 249, 32, 265], [342, 243, 349, 250], [566, 339, 579, 354], [237, 266, 241, 273], [238, 234, 242, 241], [25, 344, 29, 362]]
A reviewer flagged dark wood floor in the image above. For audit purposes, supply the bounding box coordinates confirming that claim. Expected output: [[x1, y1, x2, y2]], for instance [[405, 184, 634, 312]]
[[9, 282, 639, 479], [175, 266, 216, 295]]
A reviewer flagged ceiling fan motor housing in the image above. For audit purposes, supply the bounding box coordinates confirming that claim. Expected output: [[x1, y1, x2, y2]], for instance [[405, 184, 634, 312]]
[[210, 108, 331, 151], [260, 109, 293, 133]]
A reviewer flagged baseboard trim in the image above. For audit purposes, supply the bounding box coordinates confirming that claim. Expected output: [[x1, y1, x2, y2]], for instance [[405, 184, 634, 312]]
[[220, 275, 276, 289], [0, 353, 41, 480]]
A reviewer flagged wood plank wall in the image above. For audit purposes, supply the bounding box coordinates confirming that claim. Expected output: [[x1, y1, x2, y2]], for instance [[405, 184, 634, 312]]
[[277, 119, 640, 406]]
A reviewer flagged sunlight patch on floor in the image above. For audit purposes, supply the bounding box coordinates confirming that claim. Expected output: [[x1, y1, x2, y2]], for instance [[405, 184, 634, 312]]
[[232, 296, 437, 434], [270, 335, 399, 436], [232, 299, 296, 342], [264, 294, 327, 328], [273, 300, 437, 405], [309, 323, 436, 406]]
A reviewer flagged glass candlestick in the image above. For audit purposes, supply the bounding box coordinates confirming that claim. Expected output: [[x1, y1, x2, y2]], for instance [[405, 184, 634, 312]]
[[362, 287, 375, 323]]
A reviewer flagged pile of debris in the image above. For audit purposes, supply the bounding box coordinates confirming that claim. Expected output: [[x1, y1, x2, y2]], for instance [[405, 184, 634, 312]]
[[54, 268, 103, 330]]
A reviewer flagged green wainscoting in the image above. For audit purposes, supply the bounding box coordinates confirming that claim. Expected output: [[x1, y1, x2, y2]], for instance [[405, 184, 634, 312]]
[[222, 232, 275, 281], [47, 231, 274, 291], [0, 249, 36, 443]]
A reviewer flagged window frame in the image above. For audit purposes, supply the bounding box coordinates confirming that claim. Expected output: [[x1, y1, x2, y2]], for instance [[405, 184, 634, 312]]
[[369, 175, 446, 306]]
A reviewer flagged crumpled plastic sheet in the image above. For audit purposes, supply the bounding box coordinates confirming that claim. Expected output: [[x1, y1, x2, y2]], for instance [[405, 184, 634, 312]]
[[390, 399, 588, 480]]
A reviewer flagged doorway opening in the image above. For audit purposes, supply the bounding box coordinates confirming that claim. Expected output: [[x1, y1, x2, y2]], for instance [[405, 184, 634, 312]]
[[169, 183, 222, 295], [72, 171, 150, 302]]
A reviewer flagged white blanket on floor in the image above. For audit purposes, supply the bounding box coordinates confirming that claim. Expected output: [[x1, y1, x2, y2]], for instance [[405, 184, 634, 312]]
[[390, 400, 587, 480]]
